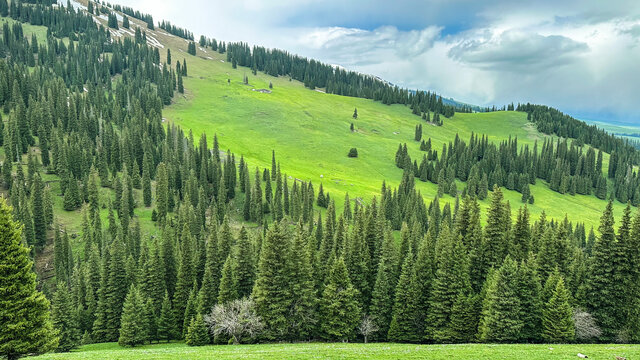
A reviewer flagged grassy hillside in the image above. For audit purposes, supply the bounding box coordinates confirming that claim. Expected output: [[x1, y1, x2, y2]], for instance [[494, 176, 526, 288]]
[[30, 342, 640, 360], [160, 40, 626, 228]]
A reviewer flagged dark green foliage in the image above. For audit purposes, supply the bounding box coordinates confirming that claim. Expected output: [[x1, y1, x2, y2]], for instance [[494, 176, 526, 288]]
[[480, 257, 523, 342], [426, 225, 472, 343], [542, 278, 575, 342], [233, 227, 255, 299], [31, 174, 46, 249], [218, 255, 238, 304], [370, 228, 398, 341], [185, 314, 209, 346], [174, 225, 195, 336], [51, 282, 80, 352], [320, 257, 361, 341], [118, 285, 146, 347], [252, 221, 293, 340], [348, 148, 358, 158], [0, 199, 57, 359], [586, 201, 620, 340], [388, 248, 418, 342], [157, 292, 177, 342]]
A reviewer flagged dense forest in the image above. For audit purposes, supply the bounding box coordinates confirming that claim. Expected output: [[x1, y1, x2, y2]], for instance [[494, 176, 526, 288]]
[[1, 1, 640, 359]]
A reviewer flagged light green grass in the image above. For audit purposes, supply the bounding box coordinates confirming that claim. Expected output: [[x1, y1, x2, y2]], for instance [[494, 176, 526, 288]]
[[162, 44, 629, 228], [0, 17, 49, 44], [30, 341, 640, 360]]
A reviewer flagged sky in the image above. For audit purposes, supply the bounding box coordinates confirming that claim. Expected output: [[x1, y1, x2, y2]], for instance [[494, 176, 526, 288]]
[[113, 0, 640, 124]]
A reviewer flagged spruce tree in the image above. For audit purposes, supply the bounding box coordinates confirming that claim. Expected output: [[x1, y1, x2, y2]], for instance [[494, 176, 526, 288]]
[[388, 248, 418, 342], [288, 222, 317, 340], [517, 258, 542, 342], [51, 282, 80, 352], [369, 227, 398, 341], [234, 227, 255, 299], [586, 200, 619, 340], [542, 278, 575, 342], [198, 227, 220, 315], [185, 314, 209, 346], [0, 197, 59, 359], [252, 221, 293, 339], [218, 255, 238, 304], [174, 224, 195, 336], [157, 291, 177, 342], [320, 257, 361, 341], [479, 256, 523, 342], [118, 285, 146, 347], [156, 162, 169, 222], [426, 225, 472, 343]]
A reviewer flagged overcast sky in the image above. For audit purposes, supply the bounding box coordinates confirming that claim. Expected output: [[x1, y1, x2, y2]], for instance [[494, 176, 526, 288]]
[[114, 0, 640, 124]]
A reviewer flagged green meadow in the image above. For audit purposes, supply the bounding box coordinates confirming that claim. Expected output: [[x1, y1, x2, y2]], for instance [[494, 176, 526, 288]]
[[30, 341, 639, 360]]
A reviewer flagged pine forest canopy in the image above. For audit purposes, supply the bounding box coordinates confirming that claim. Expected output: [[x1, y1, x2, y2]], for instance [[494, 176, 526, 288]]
[[0, 0, 639, 358]]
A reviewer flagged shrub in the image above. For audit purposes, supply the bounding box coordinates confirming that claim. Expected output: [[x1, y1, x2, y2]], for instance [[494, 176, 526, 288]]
[[348, 148, 358, 158]]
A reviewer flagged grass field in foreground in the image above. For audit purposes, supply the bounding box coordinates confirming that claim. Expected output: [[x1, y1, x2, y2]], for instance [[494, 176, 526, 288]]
[[30, 342, 640, 360]]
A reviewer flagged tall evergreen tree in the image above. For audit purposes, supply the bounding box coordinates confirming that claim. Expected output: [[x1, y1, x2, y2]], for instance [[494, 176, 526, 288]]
[[51, 282, 80, 352], [542, 278, 575, 342], [320, 257, 361, 341], [426, 225, 472, 343], [0, 198, 57, 360], [157, 292, 177, 342], [369, 227, 398, 341], [388, 248, 418, 342], [479, 257, 522, 342], [586, 200, 620, 340], [252, 221, 293, 340], [118, 285, 146, 347], [173, 224, 195, 336]]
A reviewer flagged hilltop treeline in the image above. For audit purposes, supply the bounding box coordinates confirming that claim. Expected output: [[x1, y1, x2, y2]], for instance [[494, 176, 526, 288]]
[[215, 41, 457, 117], [159, 20, 193, 40], [111, 3, 154, 29]]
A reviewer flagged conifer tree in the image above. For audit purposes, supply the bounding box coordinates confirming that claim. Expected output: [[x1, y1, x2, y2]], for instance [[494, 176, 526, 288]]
[[182, 287, 198, 338], [218, 255, 238, 304], [542, 278, 575, 342], [118, 285, 146, 347], [288, 222, 317, 340], [479, 257, 523, 342], [426, 225, 472, 343], [233, 227, 255, 299], [142, 163, 151, 207], [143, 297, 158, 343], [517, 258, 542, 342], [198, 227, 220, 315], [388, 248, 418, 342], [156, 163, 169, 222], [586, 200, 619, 340], [185, 314, 209, 346], [174, 224, 195, 336], [481, 185, 508, 280], [252, 221, 293, 339], [106, 236, 128, 341], [157, 291, 177, 342], [410, 231, 435, 339], [320, 257, 361, 341], [51, 282, 80, 352], [370, 228, 398, 341]]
